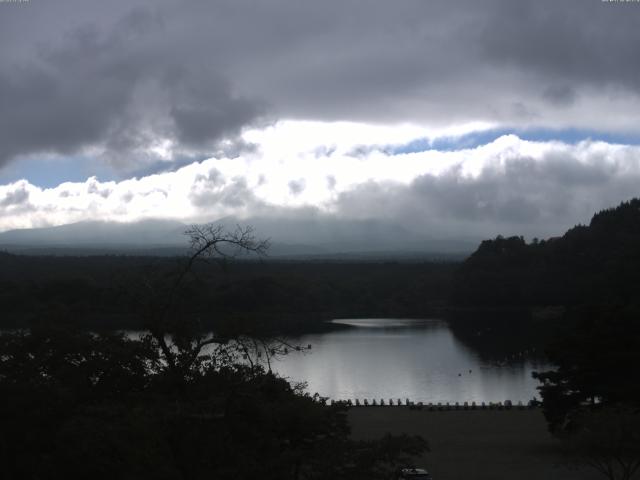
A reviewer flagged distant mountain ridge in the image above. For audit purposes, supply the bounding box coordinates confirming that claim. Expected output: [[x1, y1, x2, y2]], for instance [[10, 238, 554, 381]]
[[0, 219, 188, 247], [211, 215, 475, 254], [0, 216, 477, 257]]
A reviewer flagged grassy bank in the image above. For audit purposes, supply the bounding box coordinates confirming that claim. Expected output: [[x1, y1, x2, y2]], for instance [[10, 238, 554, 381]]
[[348, 408, 600, 480]]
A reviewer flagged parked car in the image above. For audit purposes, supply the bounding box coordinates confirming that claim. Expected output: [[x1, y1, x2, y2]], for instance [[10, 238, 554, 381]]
[[398, 467, 432, 479]]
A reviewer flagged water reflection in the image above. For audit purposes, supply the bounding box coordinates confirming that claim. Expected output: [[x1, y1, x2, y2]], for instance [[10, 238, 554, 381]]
[[271, 318, 549, 403]]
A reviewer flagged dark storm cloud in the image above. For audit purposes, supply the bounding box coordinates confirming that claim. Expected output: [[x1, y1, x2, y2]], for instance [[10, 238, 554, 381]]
[[542, 85, 577, 107], [0, 3, 264, 170], [219, 0, 640, 123], [334, 151, 640, 239], [476, 1, 640, 92], [167, 72, 264, 147], [0, 61, 129, 165], [1, 0, 640, 171]]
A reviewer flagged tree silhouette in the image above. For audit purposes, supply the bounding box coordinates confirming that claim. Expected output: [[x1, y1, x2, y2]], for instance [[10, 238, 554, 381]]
[[0, 223, 428, 479], [533, 305, 640, 480], [139, 223, 270, 378], [559, 407, 640, 480], [533, 305, 640, 432]]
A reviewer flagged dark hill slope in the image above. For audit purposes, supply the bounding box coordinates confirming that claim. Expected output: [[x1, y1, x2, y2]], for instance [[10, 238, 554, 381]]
[[452, 198, 640, 307]]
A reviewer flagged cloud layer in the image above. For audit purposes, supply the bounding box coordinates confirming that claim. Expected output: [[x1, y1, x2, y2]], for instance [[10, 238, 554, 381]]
[[1, 122, 639, 241], [0, 3, 265, 172], [1, 0, 640, 173]]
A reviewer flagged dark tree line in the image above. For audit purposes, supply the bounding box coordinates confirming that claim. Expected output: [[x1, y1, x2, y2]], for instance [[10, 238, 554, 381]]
[[0, 251, 455, 332], [452, 198, 640, 308]]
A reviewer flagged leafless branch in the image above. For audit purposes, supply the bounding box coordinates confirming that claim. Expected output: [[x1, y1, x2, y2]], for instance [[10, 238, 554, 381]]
[[144, 223, 270, 374]]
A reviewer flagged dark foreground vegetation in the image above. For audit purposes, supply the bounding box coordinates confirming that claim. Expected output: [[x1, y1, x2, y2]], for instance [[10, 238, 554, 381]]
[[0, 324, 428, 479], [0, 225, 427, 479]]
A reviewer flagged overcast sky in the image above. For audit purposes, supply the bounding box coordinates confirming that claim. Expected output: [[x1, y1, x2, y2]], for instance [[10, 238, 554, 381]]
[[1, 0, 640, 241]]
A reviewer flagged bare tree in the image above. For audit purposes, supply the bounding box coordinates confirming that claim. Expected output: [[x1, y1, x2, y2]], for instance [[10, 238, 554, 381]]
[[139, 222, 307, 380], [140, 224, 267, 373]]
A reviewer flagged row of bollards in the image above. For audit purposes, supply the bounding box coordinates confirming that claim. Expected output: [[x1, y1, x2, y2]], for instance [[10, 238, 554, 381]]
[[327, 398, 540, 410]]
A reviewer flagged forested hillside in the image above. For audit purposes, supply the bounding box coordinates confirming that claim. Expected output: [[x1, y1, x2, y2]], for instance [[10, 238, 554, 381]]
[[452, 198, 640, 308]]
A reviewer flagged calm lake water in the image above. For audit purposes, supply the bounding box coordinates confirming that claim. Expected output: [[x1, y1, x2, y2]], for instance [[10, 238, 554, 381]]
[[270, 318, 549, 404]]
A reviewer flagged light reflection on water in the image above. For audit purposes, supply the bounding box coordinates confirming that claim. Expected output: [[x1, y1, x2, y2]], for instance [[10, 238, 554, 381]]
[[270, 318, 549, 403], [117, 318, 550, 403]]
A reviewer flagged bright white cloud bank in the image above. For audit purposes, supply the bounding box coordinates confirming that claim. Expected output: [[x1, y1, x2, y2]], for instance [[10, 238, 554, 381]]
[[1, 121, 639, 239]]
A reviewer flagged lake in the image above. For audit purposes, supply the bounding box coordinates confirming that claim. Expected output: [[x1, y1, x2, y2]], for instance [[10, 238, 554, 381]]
[[269, 318, 549, 404]]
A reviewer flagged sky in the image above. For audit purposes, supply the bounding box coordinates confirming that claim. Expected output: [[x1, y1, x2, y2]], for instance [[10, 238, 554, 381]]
[[1, 0, 640, 241]]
